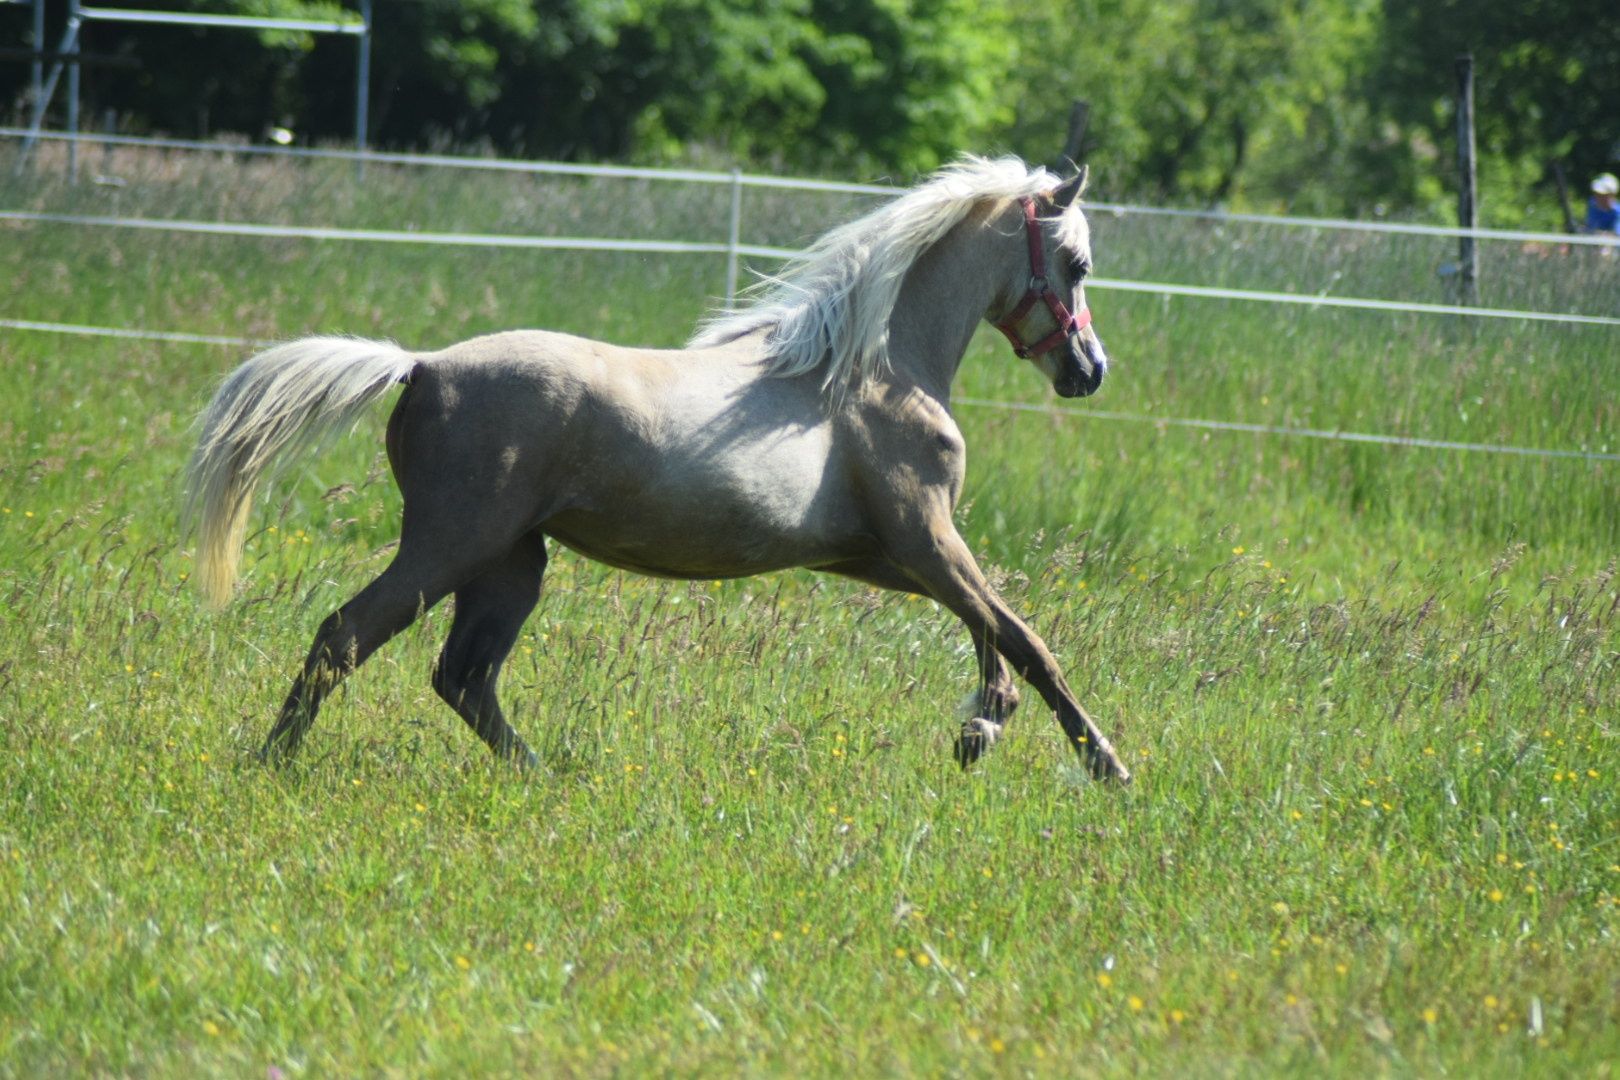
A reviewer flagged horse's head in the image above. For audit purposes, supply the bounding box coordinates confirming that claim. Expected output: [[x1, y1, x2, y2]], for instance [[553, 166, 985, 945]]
[[991, 168, 1107, 399]]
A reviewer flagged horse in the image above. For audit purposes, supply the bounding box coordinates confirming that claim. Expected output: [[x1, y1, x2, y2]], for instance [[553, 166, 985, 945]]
[[184, 155, 1131, 783]]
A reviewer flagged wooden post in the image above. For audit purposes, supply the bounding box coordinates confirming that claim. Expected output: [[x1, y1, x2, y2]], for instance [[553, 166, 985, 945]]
[[1455, 54, 1478, 304], [1550, 161, 1577, 235], [1059, 99, 1090, 169]]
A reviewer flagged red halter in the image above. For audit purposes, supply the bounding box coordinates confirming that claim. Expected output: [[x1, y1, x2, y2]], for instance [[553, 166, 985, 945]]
[[992, 196, 1092, 359]]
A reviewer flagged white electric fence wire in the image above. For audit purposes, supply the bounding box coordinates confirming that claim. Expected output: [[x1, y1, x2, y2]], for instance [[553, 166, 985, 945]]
[[3, 317, 1613, 463], [1086, 277, 1620, 327], [0, 208, 798, 259], [8, 127, 1620, 246], [1083, 201, 1620, 248], [951, 397, 1620, 463], [0, 316, 264, 347], [5, 137, 1615, 463], [3, 209, 1616, 327], [0, 128, 893, 195]]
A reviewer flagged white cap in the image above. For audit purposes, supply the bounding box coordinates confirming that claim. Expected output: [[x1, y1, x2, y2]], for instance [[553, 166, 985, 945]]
[[1594, 173, 1620, 195]]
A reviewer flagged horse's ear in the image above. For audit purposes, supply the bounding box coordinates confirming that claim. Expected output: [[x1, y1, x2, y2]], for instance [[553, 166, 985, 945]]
[[1053, 165, 1088, 209]]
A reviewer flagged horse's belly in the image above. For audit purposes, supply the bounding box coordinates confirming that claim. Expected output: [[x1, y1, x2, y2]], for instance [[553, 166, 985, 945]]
[[543, 434, 857, 578], [545, 530, 815, 579], [544, 509, 839, 578]]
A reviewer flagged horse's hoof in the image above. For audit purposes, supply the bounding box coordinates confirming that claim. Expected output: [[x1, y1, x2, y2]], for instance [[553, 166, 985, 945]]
[[496, 744, 540, 773], [954, 717, 1003, 769], [1090, 752, 1132, 785]]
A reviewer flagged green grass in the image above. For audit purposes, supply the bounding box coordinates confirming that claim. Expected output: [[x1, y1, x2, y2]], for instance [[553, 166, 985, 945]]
[[1, 148, 1616, 1075]]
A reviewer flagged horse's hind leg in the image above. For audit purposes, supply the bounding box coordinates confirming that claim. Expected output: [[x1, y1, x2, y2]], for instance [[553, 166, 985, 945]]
[[431, 532, 547, 765], [261, 551, 455, 762]]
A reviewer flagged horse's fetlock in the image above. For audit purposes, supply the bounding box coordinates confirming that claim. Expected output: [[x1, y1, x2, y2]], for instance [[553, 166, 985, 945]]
[[953, 716, 1003, 769]]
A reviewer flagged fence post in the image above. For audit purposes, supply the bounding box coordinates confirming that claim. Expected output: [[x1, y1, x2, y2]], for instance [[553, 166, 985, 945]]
[[100, 106, 114, 173], [355, 0, 371, 180], [67, 0, 81, 183], [724, 168, 743, 305], [14, 17, 81, 174], [1059, 99, 1090, 169], [1550, 161, 1576, 235], [1455, 54, 1478, 305], [30, 0, 42, 134]]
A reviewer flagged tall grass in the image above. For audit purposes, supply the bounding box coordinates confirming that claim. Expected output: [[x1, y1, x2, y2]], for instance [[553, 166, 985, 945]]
[[1, 148, 1616, 1075]]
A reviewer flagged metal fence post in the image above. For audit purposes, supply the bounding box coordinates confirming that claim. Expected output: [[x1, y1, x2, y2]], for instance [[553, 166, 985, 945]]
[[67, 0, 81, 182], [30, 0, 42, 133], [14, 18, 80, 174], [14, 4, 369, 178], [355, 0, 371, 180], [1455, 54, 1478, 305], [724, 168, 743, 305]]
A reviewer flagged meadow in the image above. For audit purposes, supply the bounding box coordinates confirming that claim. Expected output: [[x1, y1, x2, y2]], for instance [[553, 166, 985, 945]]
[[1, 145, 1616, 1075]]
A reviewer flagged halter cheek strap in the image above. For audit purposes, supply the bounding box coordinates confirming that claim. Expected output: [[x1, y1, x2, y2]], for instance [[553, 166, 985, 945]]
[[993, 196, 1092, 359]]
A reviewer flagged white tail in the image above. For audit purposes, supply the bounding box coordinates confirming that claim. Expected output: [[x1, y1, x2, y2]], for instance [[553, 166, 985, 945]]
[[183, 336, 418, 606]]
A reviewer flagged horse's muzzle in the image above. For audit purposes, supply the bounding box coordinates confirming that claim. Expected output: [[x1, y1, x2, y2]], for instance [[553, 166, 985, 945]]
[[1054, 334, 1107, 398]]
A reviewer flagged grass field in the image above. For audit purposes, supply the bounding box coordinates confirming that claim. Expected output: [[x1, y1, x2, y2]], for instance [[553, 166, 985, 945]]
[[1, 147, 1617, 1075]]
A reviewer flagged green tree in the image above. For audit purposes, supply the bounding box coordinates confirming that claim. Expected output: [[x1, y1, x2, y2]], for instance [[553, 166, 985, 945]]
[[1373, 0, 1620, 226], [1000, 0, 1385, 212], [6, 0, 1016, 177]]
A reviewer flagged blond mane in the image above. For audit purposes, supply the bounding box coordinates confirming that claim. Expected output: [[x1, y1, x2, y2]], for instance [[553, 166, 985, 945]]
[[689, 156, 1082, 391]]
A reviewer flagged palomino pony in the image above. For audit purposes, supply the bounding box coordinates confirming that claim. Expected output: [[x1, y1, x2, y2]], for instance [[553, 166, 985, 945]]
[[185, 156, 1131, 782]]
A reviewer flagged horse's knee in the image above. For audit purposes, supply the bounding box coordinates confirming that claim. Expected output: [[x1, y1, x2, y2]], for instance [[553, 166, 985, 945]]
[[430, 653, 467, 707], [987, 679, 1020, 719], [432, 647, 500, 710], [306, 610, 362, 674]]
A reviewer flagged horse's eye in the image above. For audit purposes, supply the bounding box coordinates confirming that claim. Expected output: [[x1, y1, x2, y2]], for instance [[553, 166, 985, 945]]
[[1067, 257, 1090, 280]]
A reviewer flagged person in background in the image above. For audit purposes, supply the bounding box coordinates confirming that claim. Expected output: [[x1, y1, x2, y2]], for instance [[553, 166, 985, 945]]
[[1587, 173, 1620, 237]]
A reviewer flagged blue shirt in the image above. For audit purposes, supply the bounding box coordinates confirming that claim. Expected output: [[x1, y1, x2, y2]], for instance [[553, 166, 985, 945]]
[[1588, 197, 1620, 235]]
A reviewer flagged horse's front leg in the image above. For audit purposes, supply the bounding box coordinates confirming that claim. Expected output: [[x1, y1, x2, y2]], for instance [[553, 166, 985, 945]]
[[820, 557, 1016, 757], [887, 529, 1130, 783]]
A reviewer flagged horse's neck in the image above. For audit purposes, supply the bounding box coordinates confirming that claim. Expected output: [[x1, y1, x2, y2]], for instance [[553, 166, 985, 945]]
[[885, 212, 1013, 401]]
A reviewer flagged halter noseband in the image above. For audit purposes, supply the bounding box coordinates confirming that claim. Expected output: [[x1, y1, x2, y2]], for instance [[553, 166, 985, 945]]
[[992, 196, 1092, 359]]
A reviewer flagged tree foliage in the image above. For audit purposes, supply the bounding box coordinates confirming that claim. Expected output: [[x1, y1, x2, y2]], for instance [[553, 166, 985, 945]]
[[2, 0, 1616, 219], [5, 0, 1013, 174], [1372, 0, 1620, 223]]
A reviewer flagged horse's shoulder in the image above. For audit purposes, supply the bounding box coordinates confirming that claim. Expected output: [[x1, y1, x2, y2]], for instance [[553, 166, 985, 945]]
[[866, 383, 957, 429], [840, 383, 963, 458]]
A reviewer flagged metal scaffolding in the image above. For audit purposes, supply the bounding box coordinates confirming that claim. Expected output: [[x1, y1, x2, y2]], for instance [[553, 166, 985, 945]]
[[12, 0, 371, 178]]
